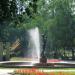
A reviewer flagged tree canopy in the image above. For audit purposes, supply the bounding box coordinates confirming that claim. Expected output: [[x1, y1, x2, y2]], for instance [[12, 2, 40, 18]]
[[0, 0, 75, 60]]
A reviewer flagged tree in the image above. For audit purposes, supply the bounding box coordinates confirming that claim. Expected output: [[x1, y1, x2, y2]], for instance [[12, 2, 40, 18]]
[[46, 0, 75, 59]]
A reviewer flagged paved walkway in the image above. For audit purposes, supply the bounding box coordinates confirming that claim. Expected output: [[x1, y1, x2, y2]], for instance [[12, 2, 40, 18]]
[[0, 69, 14, 75]]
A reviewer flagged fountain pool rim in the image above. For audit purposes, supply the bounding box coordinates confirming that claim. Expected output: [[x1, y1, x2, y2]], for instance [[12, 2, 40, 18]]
[[0, 60, 75, 68]]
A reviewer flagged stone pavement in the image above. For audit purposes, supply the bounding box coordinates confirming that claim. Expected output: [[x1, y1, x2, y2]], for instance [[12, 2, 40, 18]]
[[0, 69, 14, 75]]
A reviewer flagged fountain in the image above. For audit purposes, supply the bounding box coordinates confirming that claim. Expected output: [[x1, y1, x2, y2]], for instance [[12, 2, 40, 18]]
[[0, 27, 75, 68], [28, 27, 41, 64], [28, 27, 47, 65]]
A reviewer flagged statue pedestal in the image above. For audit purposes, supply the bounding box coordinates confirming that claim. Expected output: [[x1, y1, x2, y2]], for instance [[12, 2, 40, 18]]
[[40, 57, 47, 63]]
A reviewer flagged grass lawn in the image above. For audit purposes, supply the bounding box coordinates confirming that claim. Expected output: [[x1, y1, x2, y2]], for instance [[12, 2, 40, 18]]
[[10, 57, 33, 61]]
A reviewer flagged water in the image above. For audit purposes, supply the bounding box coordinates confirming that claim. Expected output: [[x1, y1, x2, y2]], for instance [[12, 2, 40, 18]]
[[28, 27, 40, 64]]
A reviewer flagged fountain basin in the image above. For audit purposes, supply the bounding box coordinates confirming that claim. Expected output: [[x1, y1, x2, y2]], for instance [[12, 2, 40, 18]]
[[0, 60, 75, 68], [0, 61, 34, 68]]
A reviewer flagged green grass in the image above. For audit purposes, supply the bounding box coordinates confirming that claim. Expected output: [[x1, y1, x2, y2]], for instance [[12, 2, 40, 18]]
[[10, 57, 33, 61], [39, 68, 75, 70]]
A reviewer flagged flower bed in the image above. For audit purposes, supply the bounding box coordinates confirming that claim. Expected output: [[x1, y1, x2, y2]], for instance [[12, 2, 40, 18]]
[[14, 68, 75, 75]]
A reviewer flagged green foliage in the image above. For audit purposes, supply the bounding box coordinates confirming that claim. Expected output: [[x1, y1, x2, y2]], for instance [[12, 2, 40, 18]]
[[0, 0, 75, 59]]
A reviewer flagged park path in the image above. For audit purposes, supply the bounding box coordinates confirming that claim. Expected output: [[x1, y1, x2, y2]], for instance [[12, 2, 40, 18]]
[[0, 69, 14, 75]]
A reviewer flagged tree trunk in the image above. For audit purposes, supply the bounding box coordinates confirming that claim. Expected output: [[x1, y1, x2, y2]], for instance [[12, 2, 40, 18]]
[[72, 48, 74, 60], [0, 42, 3, 61]]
